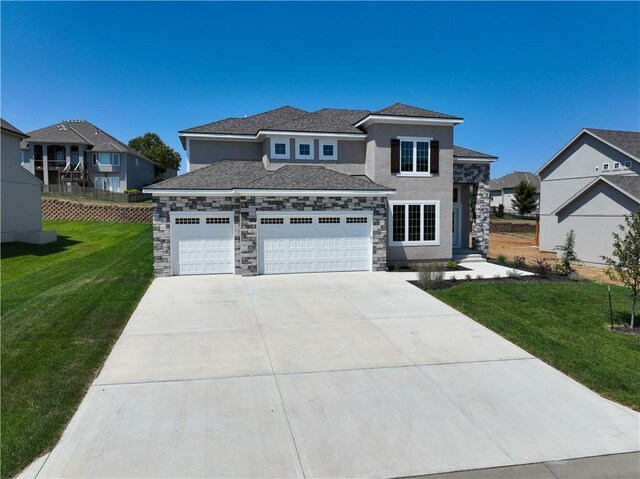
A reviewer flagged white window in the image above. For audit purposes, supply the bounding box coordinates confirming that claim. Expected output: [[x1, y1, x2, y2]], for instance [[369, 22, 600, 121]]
[[112, 153, 120, 166], [613, 162, 621, 170], [319, 140, 337, 160], [625, 161, 632, 169], [398, 136, 431, 175], [98, 153, 111, 165], [95, 177, 120, 192], [389, 201, 440, 246], [295, 138, 314, 160], [270, 138, 290, 159], [602, 163, 610, 171]]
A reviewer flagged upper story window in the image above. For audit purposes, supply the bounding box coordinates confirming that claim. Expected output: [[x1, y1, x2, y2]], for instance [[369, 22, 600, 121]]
[[295, 138, 314, 160], [270, 138, 290, 159], [624, 161, 632, 169], [391, 136, 438, 176], [602, 163, 610, 171], [319, 140, 337, 160], [93, 152, 121, 166], [400, 137, 431, 173]]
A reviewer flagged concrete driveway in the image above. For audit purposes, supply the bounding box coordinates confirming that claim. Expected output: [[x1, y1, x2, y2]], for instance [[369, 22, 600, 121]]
[[32, 273, 639, 478]]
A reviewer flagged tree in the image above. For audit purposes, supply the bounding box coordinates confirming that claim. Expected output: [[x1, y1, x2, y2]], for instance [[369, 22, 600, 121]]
[[511, 180, 538, 215], [128, 133, 181, 172], [555, 229, 580, 276], [602, 211, 640, 328], [495, 204, 505, 218]]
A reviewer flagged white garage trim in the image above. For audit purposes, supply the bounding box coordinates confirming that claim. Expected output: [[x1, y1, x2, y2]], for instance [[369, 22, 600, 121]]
[[257, 211, 374, 275], [170, 211, 235, 276]]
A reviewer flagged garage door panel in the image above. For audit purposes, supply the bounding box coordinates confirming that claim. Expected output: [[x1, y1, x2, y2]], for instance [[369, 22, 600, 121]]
[[171, 214, 234, 276], [258, 214, 372, 275]]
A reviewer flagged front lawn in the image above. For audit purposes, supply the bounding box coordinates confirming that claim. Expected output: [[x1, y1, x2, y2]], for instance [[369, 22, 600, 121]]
[[432, 282, 640, 411], [1, 221, 153, 479]]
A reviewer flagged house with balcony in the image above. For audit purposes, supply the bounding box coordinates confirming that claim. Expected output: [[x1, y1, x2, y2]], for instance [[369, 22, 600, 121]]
[[144, 103, 497, 276], [20, 120, 159, 192]]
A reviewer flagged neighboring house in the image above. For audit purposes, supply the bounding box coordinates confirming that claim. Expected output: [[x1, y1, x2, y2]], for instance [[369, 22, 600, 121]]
[[538, 128, 640, 265], [144, 103, 497, 276], [1, 119, 56, 244], [20, 120, 158, 192], [489, 171, 540, 212]]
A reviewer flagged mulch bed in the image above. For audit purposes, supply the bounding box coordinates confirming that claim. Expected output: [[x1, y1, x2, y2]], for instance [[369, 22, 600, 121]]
[[611, 325, 640, 336]]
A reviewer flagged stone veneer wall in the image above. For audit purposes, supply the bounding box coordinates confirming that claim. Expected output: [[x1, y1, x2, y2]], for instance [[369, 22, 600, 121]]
[[152, 195, 387, 277], [43, 198, 152, 223], [453, 163, 491, 255]]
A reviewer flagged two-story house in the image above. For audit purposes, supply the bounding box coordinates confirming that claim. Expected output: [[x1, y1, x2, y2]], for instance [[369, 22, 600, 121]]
[[144, 103, 497, 276], [20, 120, 158, 192], [538, 128, 639, 265]]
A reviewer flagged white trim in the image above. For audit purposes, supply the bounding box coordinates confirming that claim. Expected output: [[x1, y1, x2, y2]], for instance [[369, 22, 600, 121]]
[[537, 128, 640, 176], [179, 132, 259, 141], [602, 162, 610, 171], [551, 176, 640, 215], [186, 138, 191, 172], [295, 138, 314, 160], [112, 153, 120, 166], [143, 188, 395, 197], [453, 157, 497, 164], [257, 210, 373, 219], [270, 137, 290, 160], [355, 115, 463, 129], [319, 139, 338, 160], [388, 200, 440, 246], [452, 203, 461, 248]]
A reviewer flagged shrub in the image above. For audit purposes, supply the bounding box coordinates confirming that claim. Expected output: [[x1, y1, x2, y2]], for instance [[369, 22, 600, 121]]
[[446, 260, 458, 270], [513, 255, 527, 268], [507, 269, 522, 279], [417, 263, 446, 290], [533, 259, 552, 277], [391, 263, 400, 272], [465, 274, 473, 281], [496, 253, 508, 264], [124, 188, 141, 195], [476, 274, 483, 280], [450, 276, 458, 283], [495, 204, 505, 218], [555, 230, 580, 275], [568, 271, 582, 282], [493, 274, 501, 279], [409, 262, 419, 271]]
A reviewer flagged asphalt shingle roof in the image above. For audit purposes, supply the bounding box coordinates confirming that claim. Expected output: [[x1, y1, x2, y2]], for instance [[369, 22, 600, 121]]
[[607, 175, 640, 200], [372, 103, 462, 120], [146, 160, 393, 192], [1, 118, 28, 138], [453, 145, 498, 159], [586, 128, 640, 160], [23, 120, 157, 164], [490, 171, 540, 191], [180, 103, 461, 135]]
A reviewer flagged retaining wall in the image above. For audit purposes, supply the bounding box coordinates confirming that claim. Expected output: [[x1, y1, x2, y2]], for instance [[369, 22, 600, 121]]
[[490, 221, 536, 233], [42, 198, 152, 223]]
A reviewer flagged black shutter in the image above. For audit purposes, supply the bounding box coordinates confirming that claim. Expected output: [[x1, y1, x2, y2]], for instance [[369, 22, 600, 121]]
[[390, 139, 400, 173], [430, 140, 439, 174]]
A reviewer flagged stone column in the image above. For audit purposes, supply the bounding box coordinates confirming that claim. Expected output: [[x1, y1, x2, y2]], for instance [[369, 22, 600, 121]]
[[472, 181, 490, 255], [42, 144, 49, 185]]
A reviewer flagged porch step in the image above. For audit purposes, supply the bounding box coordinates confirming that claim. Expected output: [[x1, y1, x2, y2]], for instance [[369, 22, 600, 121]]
[[453, 253, 486, 264]]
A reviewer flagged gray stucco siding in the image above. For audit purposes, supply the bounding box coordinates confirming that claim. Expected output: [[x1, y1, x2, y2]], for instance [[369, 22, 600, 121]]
[[189, 139, 262, 171], [125, 153, 156, 190], [152, 195, 387, 277]]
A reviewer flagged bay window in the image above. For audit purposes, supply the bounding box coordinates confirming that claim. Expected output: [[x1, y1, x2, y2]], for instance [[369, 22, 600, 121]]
[[389, 201, 439, 245]]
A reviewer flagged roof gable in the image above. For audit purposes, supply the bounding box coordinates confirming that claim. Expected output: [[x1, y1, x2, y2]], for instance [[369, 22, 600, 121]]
[[552, 175, 640, 215], [490, 171, 539, 191], [538, 128, 640, 176], [1, 118, 28, 138], [373, 103, 462, 120]]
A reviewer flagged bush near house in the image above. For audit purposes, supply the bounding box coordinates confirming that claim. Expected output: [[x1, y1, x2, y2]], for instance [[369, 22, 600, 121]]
[[1, 221, 153, 479]]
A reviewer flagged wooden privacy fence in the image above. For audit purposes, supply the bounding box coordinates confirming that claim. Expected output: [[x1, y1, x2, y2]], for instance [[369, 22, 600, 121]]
[[42, 184, 151, 203]]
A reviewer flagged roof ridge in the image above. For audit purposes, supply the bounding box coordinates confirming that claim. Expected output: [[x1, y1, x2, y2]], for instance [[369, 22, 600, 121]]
[[65, 123, 94, 145]]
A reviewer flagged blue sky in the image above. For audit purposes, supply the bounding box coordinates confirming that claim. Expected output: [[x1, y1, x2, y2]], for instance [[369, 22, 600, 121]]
[[2, 1, 639, 177]]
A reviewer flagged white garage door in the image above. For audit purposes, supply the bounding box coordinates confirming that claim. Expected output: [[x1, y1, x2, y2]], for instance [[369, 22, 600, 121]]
[[170, 212, 234, 276], [258, 212, 372, 275]]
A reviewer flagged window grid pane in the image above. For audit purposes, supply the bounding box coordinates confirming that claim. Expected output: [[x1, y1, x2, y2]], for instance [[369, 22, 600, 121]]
[[416, 142, 429, 172], [274, 143, 286, 155], [408, 205, 421, 241], [299, 144, 311, 156], [400, 141, 413, 172], [323, 144, 334, 156], [423, 205, 436, 241], [392, 205, 405, 242]]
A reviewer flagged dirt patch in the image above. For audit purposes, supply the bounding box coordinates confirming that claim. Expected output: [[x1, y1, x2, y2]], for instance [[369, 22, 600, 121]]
[[489, 232, 616, 284]]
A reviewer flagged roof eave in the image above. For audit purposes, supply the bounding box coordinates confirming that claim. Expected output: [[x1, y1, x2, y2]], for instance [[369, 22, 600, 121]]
[[1, 127, 29, 139], [143, 188, 395, 197], [354, 115, 464, 129], [453, 156, 497, 163]]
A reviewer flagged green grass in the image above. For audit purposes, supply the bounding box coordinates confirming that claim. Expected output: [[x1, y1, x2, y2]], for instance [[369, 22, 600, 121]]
[[432, 282, 640, 411], [1, 221, 153, 479]]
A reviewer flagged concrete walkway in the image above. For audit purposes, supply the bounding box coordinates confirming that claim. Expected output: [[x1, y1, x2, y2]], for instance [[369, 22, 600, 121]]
[[391, 261, 534, 282], [28, 273, 639, 478]]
